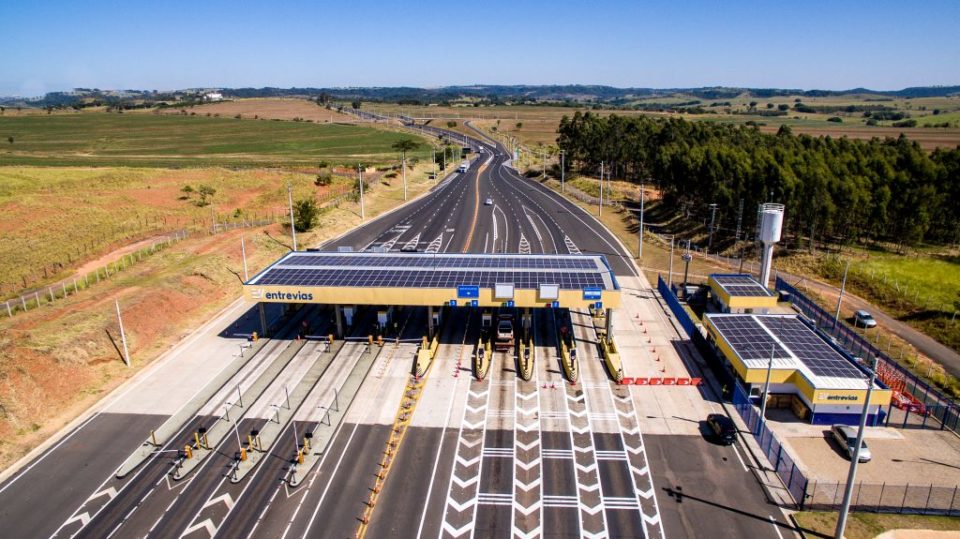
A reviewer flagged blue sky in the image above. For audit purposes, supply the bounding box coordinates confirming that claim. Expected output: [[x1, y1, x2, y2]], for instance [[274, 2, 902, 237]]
[[1, 0, 958, 96]]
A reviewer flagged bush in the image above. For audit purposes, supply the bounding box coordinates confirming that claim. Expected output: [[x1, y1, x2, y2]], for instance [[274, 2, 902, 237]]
[[314, 173, 333, 186], [827, 116, 843, 123], [293, 198, 320, 232], [893, 119, 918, 128]]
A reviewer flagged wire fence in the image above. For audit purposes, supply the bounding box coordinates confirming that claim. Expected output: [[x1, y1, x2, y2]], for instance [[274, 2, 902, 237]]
[[2, 230, 189, 319], [777, 277, 960, 434]]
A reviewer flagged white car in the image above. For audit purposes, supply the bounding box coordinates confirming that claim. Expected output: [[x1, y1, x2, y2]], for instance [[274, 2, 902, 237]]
[[484, 197, 493, 206], [853, 310, 877, 328], [831, 424, 871, 462]]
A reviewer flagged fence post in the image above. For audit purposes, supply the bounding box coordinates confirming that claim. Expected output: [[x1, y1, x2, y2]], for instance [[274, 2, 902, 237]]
[[35, 291, 40, 307], [21, 296, 27, 311], [879, 482, 885, 512], [949, 485, 958, 516], [901, 483, 909, 514], [5, 302, 11, 317]]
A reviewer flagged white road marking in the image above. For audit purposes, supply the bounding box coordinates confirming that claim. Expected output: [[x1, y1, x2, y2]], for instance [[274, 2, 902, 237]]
[[731, 442, 749, 472], [769, 515, 785, 539]]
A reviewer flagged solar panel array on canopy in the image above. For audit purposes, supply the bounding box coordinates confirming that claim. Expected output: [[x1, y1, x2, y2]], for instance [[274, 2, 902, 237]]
[[247, 252, 618, 291]]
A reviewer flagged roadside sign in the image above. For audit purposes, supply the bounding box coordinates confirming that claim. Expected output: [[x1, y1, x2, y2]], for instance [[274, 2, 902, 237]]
[[583, 287, 602, 300], [450, 300, 458, 307], [471, 299, 479, 307], [594, 301, 603, 310], [506, 300, 515, 308], [552, 301, 560, 309], [457, 285, 480, 299]]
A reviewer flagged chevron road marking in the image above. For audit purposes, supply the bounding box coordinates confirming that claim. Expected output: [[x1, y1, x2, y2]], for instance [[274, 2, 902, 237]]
[[445, 496, 477, 513], [451, 475, 480, 489], [442, 521, 473, 538], [515, 477, 542, 492], [455, 454, 481, 468], [515, 439, 539, 452], [87, 486, 118, 503], [201, 492, 234, 511], [180, 518, 216, 538]]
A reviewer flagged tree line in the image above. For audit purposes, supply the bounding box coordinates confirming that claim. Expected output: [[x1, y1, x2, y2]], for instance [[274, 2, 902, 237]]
[[556, 112, 960, 250]]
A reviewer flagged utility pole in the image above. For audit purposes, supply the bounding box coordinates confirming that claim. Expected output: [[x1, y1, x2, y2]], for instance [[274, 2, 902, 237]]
[[241, 236, 249, 281], [560, 150, 566, 193], [735, 198, 744, 241], [707, 203, 718, 252], [835, 259, 851, 327], [432, 148, 437, 182], [287, 183, 297, 252], [835, 357, 878, 539], [638, 182, 645, 259], [599, 161, 604, 218], [358, 164, 366, 221], [115, 300, 130, 367]]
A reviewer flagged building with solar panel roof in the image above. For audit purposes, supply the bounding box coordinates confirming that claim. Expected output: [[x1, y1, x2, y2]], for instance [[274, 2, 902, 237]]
[[707, 274, 779, 314], [704, 312, 892, 425]]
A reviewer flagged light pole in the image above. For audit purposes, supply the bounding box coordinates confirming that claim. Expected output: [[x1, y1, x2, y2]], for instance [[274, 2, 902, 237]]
[[638, 182, 645, 259], [758, 343, 775, 435], [287, 183, 297, 252], [115, 300, 130, 367], [707, 203, 718, 252], [241, 236, 249, 281], [667, 235, 675, 287], [835, 259, 851, 328], [598, 161, 604, 218], [401, 150, 407, 201], [835, 357, 878, 539], [560, 150, 565, 193], [681, 252, 693, 298], [358, 164, 366, 221]]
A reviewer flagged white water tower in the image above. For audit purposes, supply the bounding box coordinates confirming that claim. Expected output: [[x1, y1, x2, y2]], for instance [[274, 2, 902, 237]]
[[758, 203, 784, 288]]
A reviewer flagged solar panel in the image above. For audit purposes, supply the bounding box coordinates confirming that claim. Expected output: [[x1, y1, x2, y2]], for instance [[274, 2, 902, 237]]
[[248, 252, 616, 291], [708, 316, 792, 361], [713, 274, 775, 297], [759, 317, 865, 379]]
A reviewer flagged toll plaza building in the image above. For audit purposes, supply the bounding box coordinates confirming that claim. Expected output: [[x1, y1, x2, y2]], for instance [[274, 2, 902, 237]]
[[704, 313, 892, 426], [242, 251, 621, 339], [707, 273, 779, 314]]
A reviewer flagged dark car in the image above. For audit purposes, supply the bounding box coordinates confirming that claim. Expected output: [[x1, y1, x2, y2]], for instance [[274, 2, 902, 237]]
[[707, 413, 737, 445]]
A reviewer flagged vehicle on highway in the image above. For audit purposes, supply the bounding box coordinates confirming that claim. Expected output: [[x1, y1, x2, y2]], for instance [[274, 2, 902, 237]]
[[484, 197, 493, 206], [831, 424, 872, 462], [853, 310, 877, 328], [495, 314, 514, 352], [458, 161, 469, 173], [706, 413, 738, 445]]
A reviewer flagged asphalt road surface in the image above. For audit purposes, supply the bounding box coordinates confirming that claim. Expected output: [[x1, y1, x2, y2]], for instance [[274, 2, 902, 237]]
[[0, 122, 796, 538]]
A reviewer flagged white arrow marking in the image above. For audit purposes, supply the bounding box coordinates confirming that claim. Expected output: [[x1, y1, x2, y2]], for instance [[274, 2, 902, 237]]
[[514, 477, 541, 492], [513, 499, 542, 516], [515, 439, 539, 452], [575, 462, 597, 474], [64, 512, 91, 528], [86, 486, 118, 503], [512, 526, 542, 539], [515, 459, 539, 471], [456, 454, 481, 468], [580, 502, 604, 515], [445, 497, 477, 513], [579, 482, 601, 493]]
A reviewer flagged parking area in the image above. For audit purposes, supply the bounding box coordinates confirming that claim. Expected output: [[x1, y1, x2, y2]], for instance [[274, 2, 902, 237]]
[[765, 409, 960, 487]]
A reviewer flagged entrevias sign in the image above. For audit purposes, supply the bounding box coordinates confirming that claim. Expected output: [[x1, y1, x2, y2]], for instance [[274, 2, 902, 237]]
[[263, 291, 314, 301]]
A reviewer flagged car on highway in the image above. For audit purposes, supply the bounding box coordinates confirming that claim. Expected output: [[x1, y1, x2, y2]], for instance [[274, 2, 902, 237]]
[[706, 413, 738, 445], [853, 310, 878, 328], [831, 424, 872, 462], [484, 197, 493, 206]]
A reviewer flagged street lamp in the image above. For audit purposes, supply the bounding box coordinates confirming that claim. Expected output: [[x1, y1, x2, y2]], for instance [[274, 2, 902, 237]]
[[559, 150, 566, 193], [707, 203, 718, 252], [835, 357, 878, 539]]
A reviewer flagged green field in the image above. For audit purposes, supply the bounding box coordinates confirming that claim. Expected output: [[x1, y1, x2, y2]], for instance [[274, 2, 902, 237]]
[[0, 112, 432, 167], [793, 510, 960, 539]]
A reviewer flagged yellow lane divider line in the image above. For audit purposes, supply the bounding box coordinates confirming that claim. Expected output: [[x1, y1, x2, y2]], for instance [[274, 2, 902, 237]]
[[356, 347, 435, 538], [461, 164, 486, 253]]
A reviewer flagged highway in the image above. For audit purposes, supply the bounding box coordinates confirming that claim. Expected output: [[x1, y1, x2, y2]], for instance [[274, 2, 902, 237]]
[[0, 121, 797, 538]]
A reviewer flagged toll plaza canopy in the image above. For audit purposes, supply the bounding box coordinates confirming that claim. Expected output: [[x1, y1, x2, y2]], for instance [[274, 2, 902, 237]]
[[243, 251, 620, 309]]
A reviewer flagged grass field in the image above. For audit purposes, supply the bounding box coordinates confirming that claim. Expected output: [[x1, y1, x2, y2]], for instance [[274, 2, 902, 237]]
[[0, 157, 441, 470], [793, 510, 960, 538], [0, 111, 433, 167]]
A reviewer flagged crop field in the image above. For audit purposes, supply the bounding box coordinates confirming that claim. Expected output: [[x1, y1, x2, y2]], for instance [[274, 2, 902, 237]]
[[0, 111, 433, 167], [369, 96, 960, 151]]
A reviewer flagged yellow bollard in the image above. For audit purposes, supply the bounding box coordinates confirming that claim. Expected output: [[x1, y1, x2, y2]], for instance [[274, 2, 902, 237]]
[[251, 331, 258, 342], [184, 444, 193, 459], [151, 430, 158, 446], [240, 447, 247, 461], [377, 335, 384, 347], [194, 432, 201, 448], [297, 449, 304, 464], [368, 335, 374, 346]]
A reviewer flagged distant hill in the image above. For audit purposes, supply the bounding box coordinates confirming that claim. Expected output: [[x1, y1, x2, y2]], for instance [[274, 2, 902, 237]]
[[3, 84, 959, 108]]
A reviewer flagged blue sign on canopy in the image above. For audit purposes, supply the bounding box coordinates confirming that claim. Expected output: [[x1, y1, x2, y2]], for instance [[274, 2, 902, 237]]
[[457, 285, 480, 298], [583, 287, 602, 300], [449, 300, 458, 307]]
